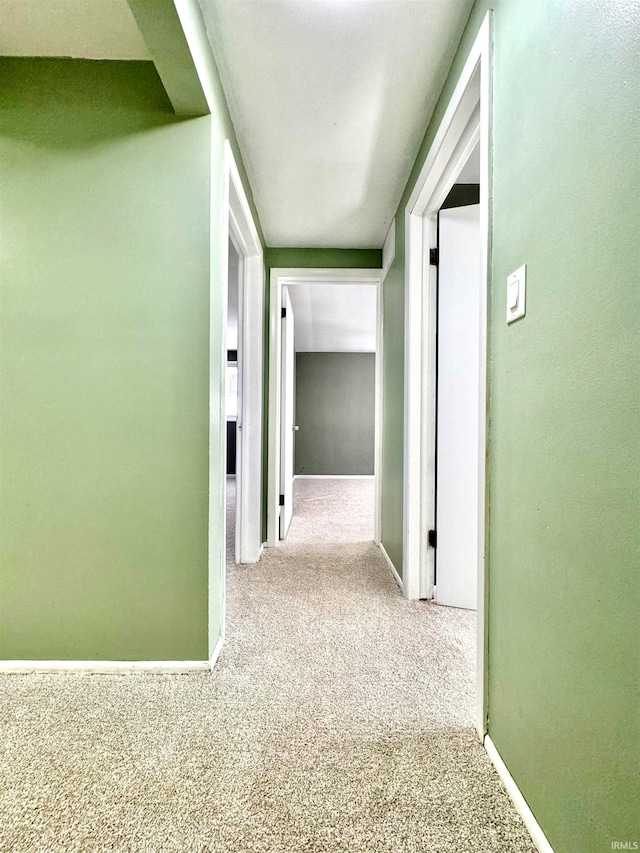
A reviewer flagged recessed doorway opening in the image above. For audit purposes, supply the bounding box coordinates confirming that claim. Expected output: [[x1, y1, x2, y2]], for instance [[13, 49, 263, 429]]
[[404, 14, 491, 736], [267, 269, 383, 549], [212, 142, 263, 659]]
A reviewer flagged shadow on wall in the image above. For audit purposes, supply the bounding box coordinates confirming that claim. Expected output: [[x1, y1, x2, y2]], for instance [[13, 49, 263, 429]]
[[0, 59, 186, 149]]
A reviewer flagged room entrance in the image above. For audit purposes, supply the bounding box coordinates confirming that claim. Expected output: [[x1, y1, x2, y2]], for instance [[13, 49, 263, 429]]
[[267, 269, 383, 547], [432, 169, 481, 610], [403, 15, 491, 736]]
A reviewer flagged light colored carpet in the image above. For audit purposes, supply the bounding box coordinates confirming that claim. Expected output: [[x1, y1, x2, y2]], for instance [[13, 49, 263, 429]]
[[0, 478, 536, 852], [226, 475, 236, 562]]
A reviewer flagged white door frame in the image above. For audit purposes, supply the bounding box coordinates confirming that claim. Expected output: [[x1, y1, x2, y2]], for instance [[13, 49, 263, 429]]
[[267, 268, 383, 548], [279, 286, 295, 539], [403, 12, 492, 736], [227, 232, 244, 562], [213, 141, 263, 646]]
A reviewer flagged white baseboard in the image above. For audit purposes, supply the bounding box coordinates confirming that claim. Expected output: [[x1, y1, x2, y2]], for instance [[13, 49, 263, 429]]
[[0, 660, 211, 674], [208, 635, 224, 670], [294, 474, 375, 480], [484, 735, 554, 853], [378, 542, 403, 592]]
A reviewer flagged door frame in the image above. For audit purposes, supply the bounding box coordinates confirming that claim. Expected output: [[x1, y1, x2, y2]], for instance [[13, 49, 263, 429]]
[[278, 286, 295, 539], [226, 233, 243, 561], [403, 12, 492, 736], [214, 141, 263, 647], [267, 268, 383, 548]]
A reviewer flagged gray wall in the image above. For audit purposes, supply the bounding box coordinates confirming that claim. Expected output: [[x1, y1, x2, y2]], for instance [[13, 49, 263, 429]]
[[295, 353, 375, 476]]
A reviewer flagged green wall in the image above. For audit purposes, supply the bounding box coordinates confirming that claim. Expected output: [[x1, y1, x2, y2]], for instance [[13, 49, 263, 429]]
[[0, 2, 265, 662], [380, 242, 405, 574], [265, 248, 381, 270], [295, 353, 375, 476], [381, 1, 640, 850], [0, 58, 211, 661]]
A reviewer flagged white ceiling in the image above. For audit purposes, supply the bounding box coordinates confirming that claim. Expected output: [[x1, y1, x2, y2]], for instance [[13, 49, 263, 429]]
[[0, 0, 149, 60], [287, 284, 377, 352], [199, 0, 473, 248]]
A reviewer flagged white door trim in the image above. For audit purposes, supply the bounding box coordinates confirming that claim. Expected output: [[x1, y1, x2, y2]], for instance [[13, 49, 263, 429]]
[[214, 141, 263, 652], [403, 12, 492, 737], [267, 268, 383, 547]]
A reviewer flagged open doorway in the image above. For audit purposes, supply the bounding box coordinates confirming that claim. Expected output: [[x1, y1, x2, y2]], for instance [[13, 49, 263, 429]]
[[225, 237, 241, 562], [218, 142, 263, 573], [267, 270, 382, 548], [432, 147, 480, 610], [211, 142, 264, 662], [403, 15, 491, 736]]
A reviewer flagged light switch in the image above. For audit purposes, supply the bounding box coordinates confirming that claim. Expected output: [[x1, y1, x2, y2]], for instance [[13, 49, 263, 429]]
[[508, 280, 519, 310], [507, 264, 526, 323]]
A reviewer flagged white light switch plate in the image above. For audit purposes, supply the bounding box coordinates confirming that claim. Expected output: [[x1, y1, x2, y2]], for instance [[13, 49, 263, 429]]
[[507, 264, 526, 324]]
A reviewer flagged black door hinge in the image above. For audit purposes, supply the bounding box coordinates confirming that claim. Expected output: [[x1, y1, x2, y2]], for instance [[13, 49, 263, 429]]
[[429, 248, 439, 267], [281, 307, 287, 319], [428, 529, 437, 548], [279, 494, 285, 506]]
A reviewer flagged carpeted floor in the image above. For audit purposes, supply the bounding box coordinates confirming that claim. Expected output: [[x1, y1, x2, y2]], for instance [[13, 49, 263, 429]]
[[0, 478, 536, 852]]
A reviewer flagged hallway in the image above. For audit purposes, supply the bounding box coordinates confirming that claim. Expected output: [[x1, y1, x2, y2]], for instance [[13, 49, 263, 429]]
[[2, 479, 535, 852]]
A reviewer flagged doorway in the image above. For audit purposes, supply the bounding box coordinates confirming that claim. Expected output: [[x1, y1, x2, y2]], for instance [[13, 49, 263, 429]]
[[267, 269, 383, 548], [403, 14, 491, 736], [211, 142, 264, 660], [225, 237, 241, 560], [433, 173, 481, 610], [279, 286, 295, 539]]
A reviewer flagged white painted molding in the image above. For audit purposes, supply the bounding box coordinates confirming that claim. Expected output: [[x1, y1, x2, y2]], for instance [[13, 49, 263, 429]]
[[484, 736, 555, 853], [381, 218, 396, 277], [374, 259, 384, 546], [267, 268, 383, 548], [208, 635, 224, 670], [0, 660, 210, 674], [294, 474, 375, 480], [378, 542, 403, 592]]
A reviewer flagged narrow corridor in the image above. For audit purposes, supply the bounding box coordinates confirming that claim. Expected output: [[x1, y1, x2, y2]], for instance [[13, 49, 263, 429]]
[[1, 480, 535, 852]]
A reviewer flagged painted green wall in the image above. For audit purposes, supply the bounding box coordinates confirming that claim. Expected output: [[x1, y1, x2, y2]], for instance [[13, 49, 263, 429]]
[[0, 3, 265, 662], [265, 248, 381, 270], [0, 59, 213, 660], [380, 246, 405, 574], [295, 353, 375, 476], [381, 1, 640, 850]]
